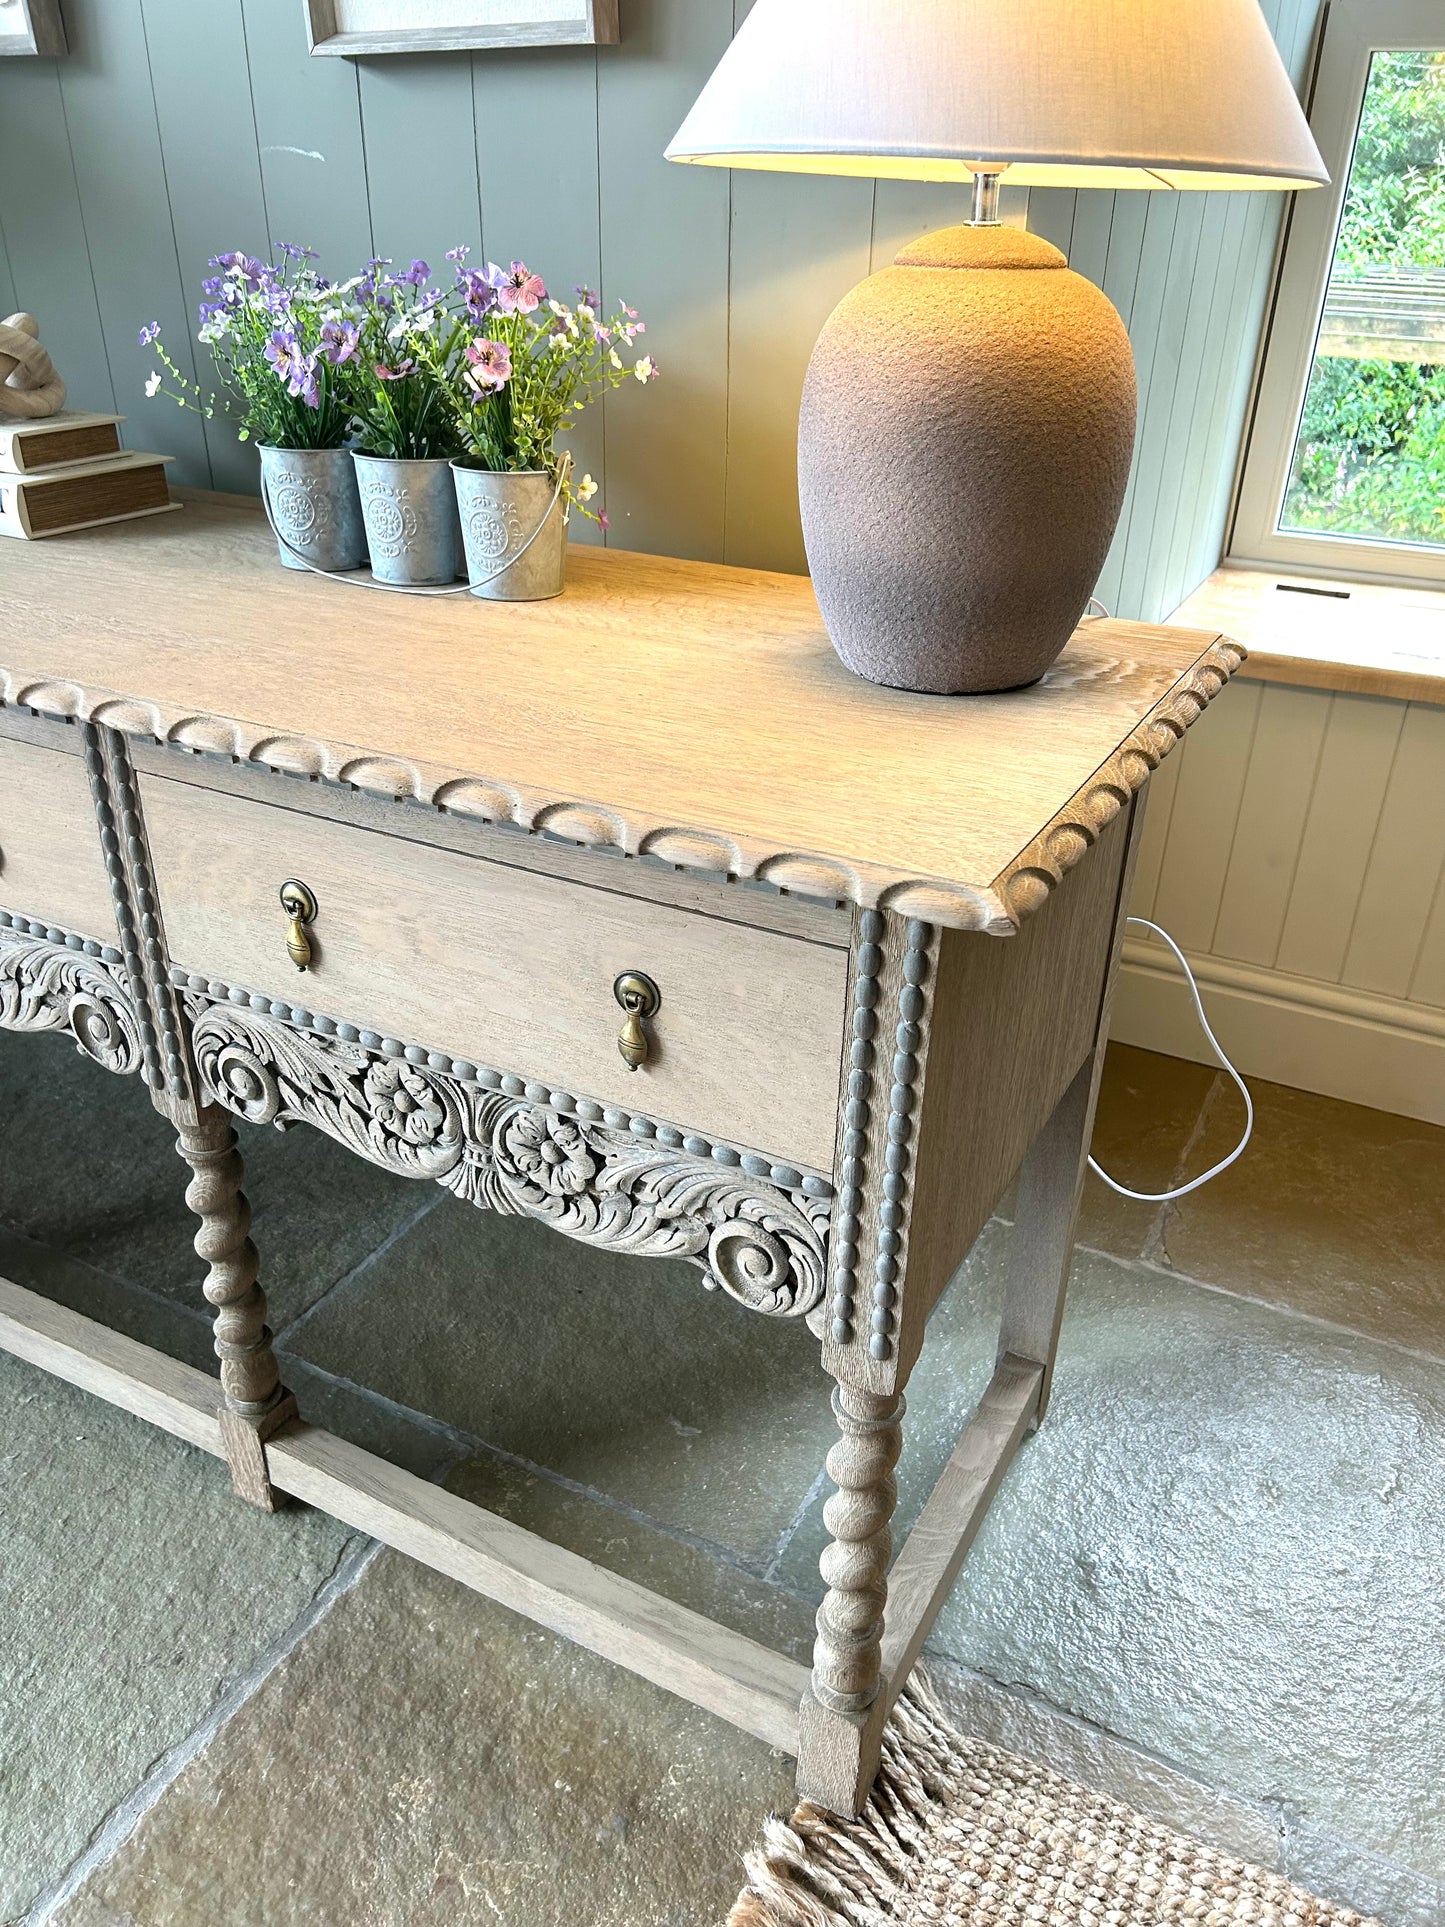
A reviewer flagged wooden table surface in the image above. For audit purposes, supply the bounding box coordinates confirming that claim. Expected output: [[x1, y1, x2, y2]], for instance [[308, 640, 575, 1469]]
[[1170, 564, 1445, 707], [0, 499, 1241, 934]]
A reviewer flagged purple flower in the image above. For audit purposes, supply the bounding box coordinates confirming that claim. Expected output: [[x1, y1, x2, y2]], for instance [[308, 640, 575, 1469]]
[[318, 318, 360, 366], [403, 258, 430, 287], [575, 285, 600, 310], [459, 269, 498, 322], [488, 260, 546, 315], [138, 321, 161, 348], [264, 328, 321, 402], [446, 245, 470, 262], [462, 336, 512, 395], [274, 241, 318, 261]]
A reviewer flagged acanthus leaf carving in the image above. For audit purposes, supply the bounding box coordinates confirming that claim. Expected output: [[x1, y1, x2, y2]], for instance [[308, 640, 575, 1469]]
[[0, 920, 144, 1076], [185, 995, 829, 1319]]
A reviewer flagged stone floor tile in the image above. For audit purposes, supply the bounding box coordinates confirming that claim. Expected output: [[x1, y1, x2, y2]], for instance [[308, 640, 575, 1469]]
[[0, 1352, 357, 1922], [1077, 1043, 1217, 1259], [50, 1457, 801, 1927], [0, 1028, 430, 1332], [286, 1193, 834, 1567], [776, 1239, 1445, 1881], [937, 1251, 1445, 1881], [1155, 1073, 1445, 1358]]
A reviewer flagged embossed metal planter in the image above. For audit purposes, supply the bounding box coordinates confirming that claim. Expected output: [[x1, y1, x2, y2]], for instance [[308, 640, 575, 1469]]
[[452, 464, 568, 601], [257, 445, 367, 575], [351, 453, 461, 587]]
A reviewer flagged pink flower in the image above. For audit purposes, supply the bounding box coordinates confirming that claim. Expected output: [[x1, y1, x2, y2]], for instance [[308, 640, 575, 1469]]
[[463, 336, 512, 395], [375, 359, 417, 381], [488, 259, 546, 315]]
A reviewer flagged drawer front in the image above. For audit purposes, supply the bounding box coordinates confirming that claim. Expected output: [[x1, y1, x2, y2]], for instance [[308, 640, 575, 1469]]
[[140, 774, 849, 1172], [0, 731, 116, 940]]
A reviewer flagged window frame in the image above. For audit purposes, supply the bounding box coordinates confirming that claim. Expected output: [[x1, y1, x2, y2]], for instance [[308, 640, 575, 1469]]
[[1230, 0, 1445, 585]]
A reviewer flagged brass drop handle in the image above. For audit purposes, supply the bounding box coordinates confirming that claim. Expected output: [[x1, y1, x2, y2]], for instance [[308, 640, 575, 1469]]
[[279, 879, 318, 972], [613, 970, 661, 1071]]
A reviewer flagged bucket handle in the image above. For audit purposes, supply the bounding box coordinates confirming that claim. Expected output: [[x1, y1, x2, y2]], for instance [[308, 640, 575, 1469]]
[[259, 451, 573, 598]]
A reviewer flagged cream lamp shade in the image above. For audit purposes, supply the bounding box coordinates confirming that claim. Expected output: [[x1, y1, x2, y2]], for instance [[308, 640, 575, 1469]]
[[666, 0, 1328, 191]]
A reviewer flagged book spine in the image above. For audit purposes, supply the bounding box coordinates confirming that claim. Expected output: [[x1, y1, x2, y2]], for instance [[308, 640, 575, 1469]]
[[0, 477, 34, 539]]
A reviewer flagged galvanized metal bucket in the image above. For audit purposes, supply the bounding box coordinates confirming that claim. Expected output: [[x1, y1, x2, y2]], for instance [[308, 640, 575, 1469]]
[[452, 464, 569, 601], [257, 445, 367, 574], [352, 453, 461, 587]]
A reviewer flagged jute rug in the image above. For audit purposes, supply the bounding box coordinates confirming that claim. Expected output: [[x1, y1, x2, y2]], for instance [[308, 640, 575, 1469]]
[[730, 1680, 1379, 1927]]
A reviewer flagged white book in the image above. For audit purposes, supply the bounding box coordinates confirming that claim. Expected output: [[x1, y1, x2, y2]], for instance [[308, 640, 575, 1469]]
[[0, 411, 127, 476], [0, 450, 177, 540]]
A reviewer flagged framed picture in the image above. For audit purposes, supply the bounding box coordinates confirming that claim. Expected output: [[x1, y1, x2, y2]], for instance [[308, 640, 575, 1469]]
[[304, 0, 618, 54], [0, 0, 66, 56]]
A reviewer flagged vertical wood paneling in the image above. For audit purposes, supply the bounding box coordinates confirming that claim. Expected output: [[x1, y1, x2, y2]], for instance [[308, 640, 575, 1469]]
[[1150, 679, 1263, 951], [722, 170, 872, 573], [472, 45, 605, 540], [1023, 188, 1076, 259], [1410, 872, 1445, 1009], [1114, 194, 1203, 619], [1209, 683, 1332, 964], [1341, 703, 1445, 997], [359, 55, 481, 268], [140, 0, 270, 494], [0, 59, 115, 420], [1274, 694, 1407, 981], [243, 0, 373, 272], [56, 0, 211, 488], [1127, 737, 1186, 921], [0, 217, 17, 317], [595, 0, 733, 562]]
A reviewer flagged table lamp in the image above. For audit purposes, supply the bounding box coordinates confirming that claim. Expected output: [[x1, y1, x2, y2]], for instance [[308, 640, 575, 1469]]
[[667, 0, 1327, 694]]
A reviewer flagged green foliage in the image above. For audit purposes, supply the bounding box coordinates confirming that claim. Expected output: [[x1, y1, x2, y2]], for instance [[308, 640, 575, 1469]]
[[1281, 51, 1445, 549]]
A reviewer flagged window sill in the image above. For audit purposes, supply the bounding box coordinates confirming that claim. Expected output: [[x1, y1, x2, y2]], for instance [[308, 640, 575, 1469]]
[[1168, 565, 1445, 707]]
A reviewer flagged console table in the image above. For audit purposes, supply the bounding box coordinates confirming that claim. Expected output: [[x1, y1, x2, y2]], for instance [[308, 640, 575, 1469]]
[[0, 500, 1241, 1815]]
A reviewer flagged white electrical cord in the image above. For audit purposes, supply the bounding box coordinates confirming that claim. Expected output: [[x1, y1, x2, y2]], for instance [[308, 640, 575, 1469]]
[[1088, 916, 1254, 1202]]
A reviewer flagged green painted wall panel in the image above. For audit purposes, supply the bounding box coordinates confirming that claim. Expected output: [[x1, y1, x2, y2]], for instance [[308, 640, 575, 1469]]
[[56, 0, 211, 487], [0, 0, 1324, 611]]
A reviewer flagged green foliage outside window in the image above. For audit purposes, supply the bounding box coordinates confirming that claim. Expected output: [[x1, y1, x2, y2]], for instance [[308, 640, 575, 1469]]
[[1281, 50, 1445, 548]]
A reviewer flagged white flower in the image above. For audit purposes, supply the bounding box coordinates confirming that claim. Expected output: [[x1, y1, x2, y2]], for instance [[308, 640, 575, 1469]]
[[197, 322, 224, 345], [576, 473, 598, 503], [548, 299, 571, 318], [577, 302, 595, 323], [634, 355, 655, 383], [387, 314, 410, 344], [609, 349, 623, 371], [144, 371, 162, 398]]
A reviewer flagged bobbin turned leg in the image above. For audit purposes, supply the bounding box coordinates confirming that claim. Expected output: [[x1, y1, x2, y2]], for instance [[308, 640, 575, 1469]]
[[176, 1102, 296, 1510], [796, 1382, 904, 1815]]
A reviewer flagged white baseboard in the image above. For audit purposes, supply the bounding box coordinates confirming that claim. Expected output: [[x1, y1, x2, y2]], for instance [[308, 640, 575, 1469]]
[[1112, 938, 1445, 1126]]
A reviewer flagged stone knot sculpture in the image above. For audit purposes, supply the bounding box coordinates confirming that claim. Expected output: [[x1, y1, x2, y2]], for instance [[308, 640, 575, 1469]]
[[0, 312, 66, 419]]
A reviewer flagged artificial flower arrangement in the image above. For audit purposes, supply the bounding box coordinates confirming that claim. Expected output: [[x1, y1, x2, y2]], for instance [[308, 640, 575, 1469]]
[[141, 242, 655, 596]]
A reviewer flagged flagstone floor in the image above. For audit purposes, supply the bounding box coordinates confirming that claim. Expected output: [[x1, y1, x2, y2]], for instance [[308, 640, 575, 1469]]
[[1, 1029, 1441, 1927]]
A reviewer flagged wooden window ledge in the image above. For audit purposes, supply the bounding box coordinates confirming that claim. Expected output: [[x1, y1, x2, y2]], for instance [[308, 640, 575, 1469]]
[[1169, 566, 1445, 706]]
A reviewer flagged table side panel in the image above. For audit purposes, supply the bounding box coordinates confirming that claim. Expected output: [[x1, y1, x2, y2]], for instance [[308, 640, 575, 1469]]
[[0, 731, 116, 941], [901, 807, 1132, 1366], [138, 771, 850, 1172]]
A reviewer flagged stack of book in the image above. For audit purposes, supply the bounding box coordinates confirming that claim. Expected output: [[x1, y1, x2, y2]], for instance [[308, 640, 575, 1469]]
[[0, 413, 177, 540]]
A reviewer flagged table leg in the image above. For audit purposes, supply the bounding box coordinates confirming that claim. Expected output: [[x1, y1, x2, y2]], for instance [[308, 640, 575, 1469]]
[[175, 1102, 296, 1510], [797, 1381, 905, 1813]]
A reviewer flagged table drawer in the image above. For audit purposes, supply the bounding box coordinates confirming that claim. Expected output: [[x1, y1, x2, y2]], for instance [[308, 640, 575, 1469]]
[[139, 774, 849, 1172], [0, 729, 117, 941]]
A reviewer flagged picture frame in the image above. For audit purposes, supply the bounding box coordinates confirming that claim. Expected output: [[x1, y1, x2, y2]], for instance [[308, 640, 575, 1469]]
[[0, 0, 67, 57], [303, 0, 618, 55]]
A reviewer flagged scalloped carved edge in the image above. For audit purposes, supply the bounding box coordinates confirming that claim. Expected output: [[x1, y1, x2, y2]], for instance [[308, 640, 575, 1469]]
[[1, 636, 1242, 938], [994, 637, 1245, 924], [180, 983, 834, 1321]]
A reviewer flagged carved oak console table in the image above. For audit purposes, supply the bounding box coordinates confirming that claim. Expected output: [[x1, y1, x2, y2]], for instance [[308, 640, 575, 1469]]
[[0, 501, 1241, 1815]]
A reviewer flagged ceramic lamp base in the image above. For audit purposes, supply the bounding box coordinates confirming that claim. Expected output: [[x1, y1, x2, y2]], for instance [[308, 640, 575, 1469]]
[[798, 224, 1137, 695]]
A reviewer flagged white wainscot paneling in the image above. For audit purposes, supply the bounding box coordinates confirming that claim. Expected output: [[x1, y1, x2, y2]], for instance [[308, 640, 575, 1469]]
[[1117, 679, 1445, 1125]]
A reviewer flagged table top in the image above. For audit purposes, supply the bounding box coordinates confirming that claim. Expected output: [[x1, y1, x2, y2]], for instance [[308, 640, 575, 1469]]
[[1170, 565, 1445, 708], [0, 499, 1241, 934]]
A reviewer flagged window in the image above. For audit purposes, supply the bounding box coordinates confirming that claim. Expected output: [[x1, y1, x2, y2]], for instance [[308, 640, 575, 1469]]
[[1232, 0, 1445, 583]]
